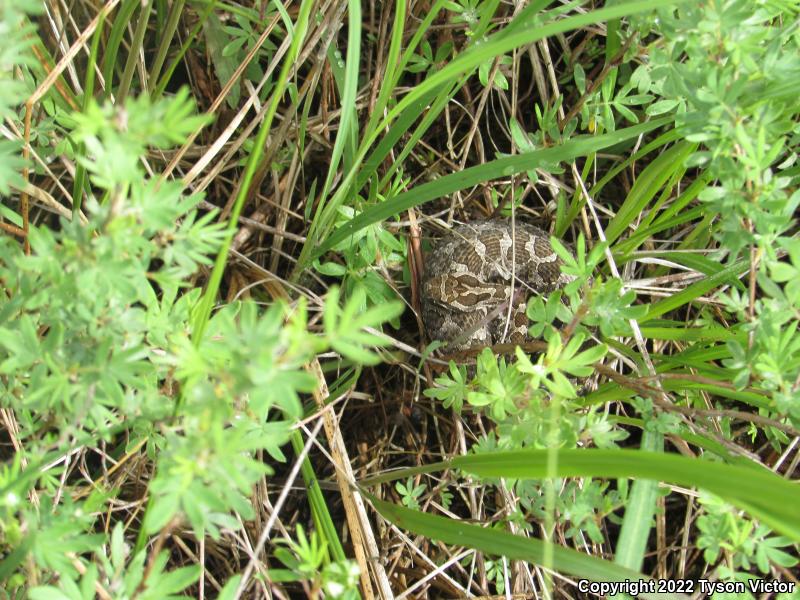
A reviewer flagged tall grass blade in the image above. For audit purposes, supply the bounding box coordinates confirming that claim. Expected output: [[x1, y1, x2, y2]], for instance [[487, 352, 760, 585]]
[[368, 493, 687, 600], [312, 118, 670, 260]]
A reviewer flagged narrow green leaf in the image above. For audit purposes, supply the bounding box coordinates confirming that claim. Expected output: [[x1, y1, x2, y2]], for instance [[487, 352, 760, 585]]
[[605, 142, 694, 245], [383, 1, 689, 130], [637, 325, 735, 342], [320, 0, 361, 198], [643, 259, 748, 322], [560, 129, 684, 236], [218, 575, 243, 600], [203, 12, 241, 108], [451, 449, 800, 540], [313, 119, 670, 259], [363, 448, 800, 541], [147, 0, 185, 89], [290, 430, 347, 563], [659, 379, 773, 411], [101, 0, 140, 97], [368, 493, 687, 600], [28, 588, 71, 600], [191, 0, 315, 344], [614, 431, 663, 572], [117, 0, 154, 101]]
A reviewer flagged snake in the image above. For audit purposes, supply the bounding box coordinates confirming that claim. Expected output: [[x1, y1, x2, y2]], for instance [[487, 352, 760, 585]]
[[420, 218, 575, 350]]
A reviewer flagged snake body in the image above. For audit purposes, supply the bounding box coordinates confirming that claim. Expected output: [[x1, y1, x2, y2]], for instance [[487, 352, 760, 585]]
[[420, 219, 575, 349]]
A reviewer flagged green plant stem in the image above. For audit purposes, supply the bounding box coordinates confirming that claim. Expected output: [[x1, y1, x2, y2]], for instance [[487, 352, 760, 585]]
[[118, 0, 154, 101], [189, 0, 314, 345], [148, 0, 186, 92], [614, 428, 663, 571], [72, 9, 107, 218]]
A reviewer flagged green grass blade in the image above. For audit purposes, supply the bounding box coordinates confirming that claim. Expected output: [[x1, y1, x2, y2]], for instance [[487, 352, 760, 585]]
[[613, 202, 707, 258], [360, 0, 426, 143], [496, 0, 557, 38], [618, 250, 747, 291], [375, 80, 466, 192], [368, 492, 687, 600], [147, 0, 185, 91], [604, 141, 695, 245], [154, 0, 219, 97], [72, 9, 107, 217], [614, 430, 663, 572], [117, 0, 154, 100], [655, 345, 733, 369], [363, 447, 800, 541], [560, 129, 684, 235], [379, 0, 689, 133], [365, 0, 683, 196], [359, 84, 447, 190], [319, 0, 361, 199], [637, 324, 736, 342], [659, 379, 773, 411], [102, 0, 140, 98], [450, 449, 800, 540], [296, 2, 687, 274], [190, 0, 314, 343], [642, 258, 749, 322], [312, 118, 670, 260], [290, 430, 347, 563]]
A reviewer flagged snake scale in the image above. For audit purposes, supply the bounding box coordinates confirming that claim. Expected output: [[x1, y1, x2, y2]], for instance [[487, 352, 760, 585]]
[[420, 218, 575, 349]]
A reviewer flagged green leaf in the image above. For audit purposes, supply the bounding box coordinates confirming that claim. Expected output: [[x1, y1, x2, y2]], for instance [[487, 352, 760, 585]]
[[152, 563, 201, 595], [574, 63, 586, 94], [363, 449, 800, 541], [28, 588, 71, 600], [319, 0, 361, 201], [218, 575, 243, 600], [451, 450, 800, 541], [323, 285, 403, 365], [646, 98, 680, 115], [604, 141, 695, 245], [143, 490, 180, 535], [614, 431, 663, 572], [0, 140, 27, 195], [643, 259, 749, 322], [191, 0, 315, 344], [203, 12, 241, 108], [368, 492, 685, 600], [313, 118, 670, 259]]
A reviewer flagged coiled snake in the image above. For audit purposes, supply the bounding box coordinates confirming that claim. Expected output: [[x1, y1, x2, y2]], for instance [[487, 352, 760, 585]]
[[420, 218, 575, 350]]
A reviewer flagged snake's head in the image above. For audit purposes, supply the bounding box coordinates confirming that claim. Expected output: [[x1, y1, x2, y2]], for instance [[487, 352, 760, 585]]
[[422, 273, 508, 311]]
